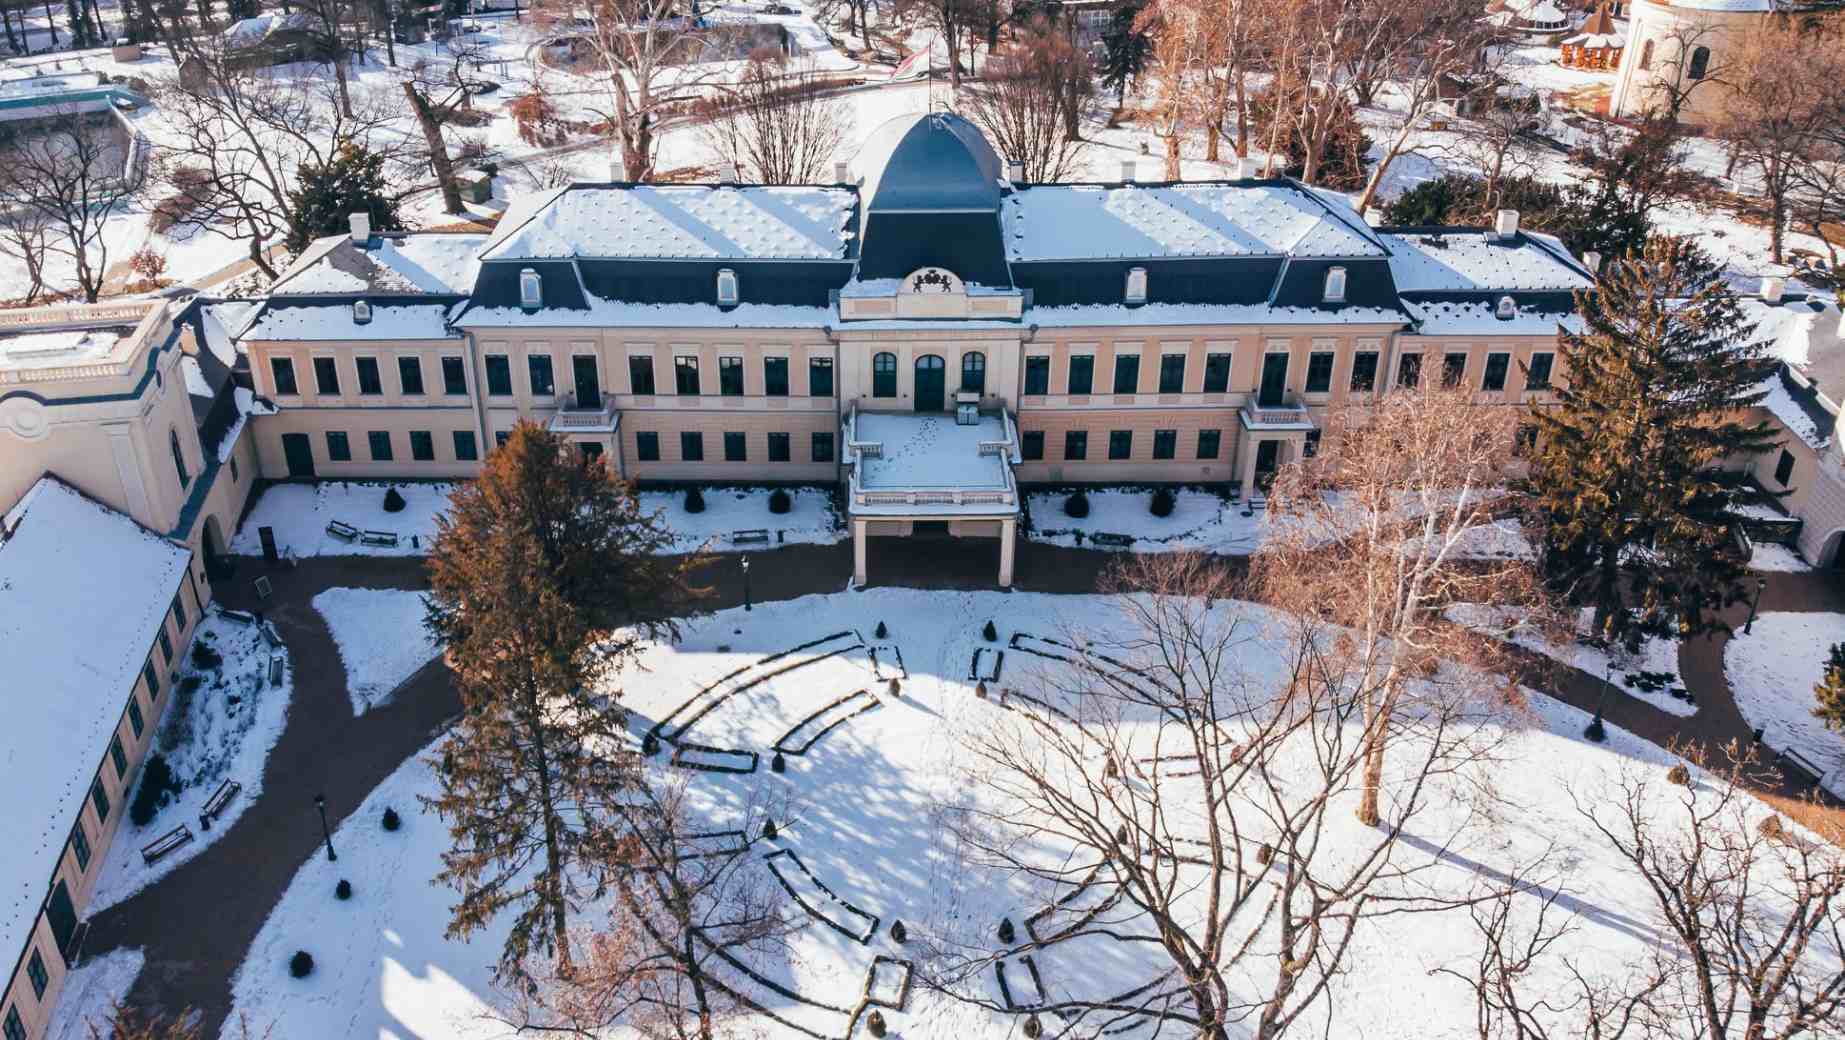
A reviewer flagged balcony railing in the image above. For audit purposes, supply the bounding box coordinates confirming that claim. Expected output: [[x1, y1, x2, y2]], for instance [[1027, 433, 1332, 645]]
[[551, 395, 618, 431], [1240, 396, 1316, 429]]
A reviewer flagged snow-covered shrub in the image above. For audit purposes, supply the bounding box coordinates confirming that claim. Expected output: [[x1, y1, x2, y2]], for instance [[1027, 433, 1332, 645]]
[[1150, 487, 1175, 518], [685, 487, 706, 514], [769, 488, 792, 514], [382, 807, 401, 831], [335, 879, 352, 901], [1064, 490, 1090, 518], [192, 640, 223, 671], [129, 753, 181, 827], [983, 620, 998, 642], [383, 486, 407, 513], [289, 951, 314, 978]]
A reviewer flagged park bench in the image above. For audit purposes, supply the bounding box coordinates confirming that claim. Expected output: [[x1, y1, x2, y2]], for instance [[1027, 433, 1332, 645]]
[[268, 652, 285, 687], [732, 529, 771, 546], [359, 529, 399, 548], [325, 519, 360, 542], [1090, 532, 1134, 548], [199, 778, 241, 830], [1779, 746, 1826, 786], [141, 823, 194, 865]]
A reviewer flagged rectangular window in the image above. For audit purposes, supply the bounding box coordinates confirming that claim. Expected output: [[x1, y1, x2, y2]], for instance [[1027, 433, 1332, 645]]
[[680, 431, 705, 462], [5, 1007, 23, 1040], [1153, 429, 1177, 459], [809, 357, 834, 397], [763, 357, 789, 397], [1397, 352, 1422, 388], [442, 356, 467, 395], [1443, 352, 1467, 387], [1482, 352, 1510, 392], [71, 824, 91, 872], [675, 355, 700, 395], [172, 593, 186, 630], [1197, 429, 1222, 459], [1526, 351, 1554, 390], [110, 734, 127, 779], [495, 431, 510, 448], [485, 355, 513, 395], [1068, 355, 1094, 395], [1021, 430, 1045, 460], [453, 431, 478, 462], [128, 698, 144, 737], [767, 432, 790, 462], [91, 779, 110, 822], [313, 356, 340, 396], [398, 356, 424, 395], [369, 430, 394, 462], [812, 432, 835, 463], [1109, 430, 1133, 459], [1024, 356, 1050, 395], [529, 354, 556, 396], [1775, 449, 1796, 486], [1064, 430, 1089, 460], [1113, 354, 1140, 394], [1305, 429, 1322, 457], [1514, 424, 1538, 457], [724, 431, 747, 461], [628, 355, 655, 396], [26, 950, 47, 1000], [719, 356, 745, 396], [158, 629, 172, 664], [1158, 353, 1186, 393], [1350, 351, 1378, 392], [355, 357, 383, 396], [1203, 352, 1232, 393], [326, 431, 351, 462], [636, 432, 660, 461], [1305, 351, 1335, 393], [143, 660, 159, 698], [410, 430, 435, 461]]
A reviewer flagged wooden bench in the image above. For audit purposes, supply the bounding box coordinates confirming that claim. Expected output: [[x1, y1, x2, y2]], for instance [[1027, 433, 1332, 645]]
[[1090, 532, 1134, 548], [199, 779, 241, 830], [141, 824, 194, 864], [1779, 747, 1825, 786], [732, 529, 771, 546], [268, 653, 285, 687], [326, 519, 359, 542], [360, 529, 399, 547]]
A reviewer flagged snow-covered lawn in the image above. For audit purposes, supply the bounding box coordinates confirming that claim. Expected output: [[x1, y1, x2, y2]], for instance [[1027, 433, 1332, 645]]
[[1750, 542, 1813, 572], [313, 588, 441, 716], [1027, 488, 1267, 553], [1724, 612, 1845, 795], [225, 589, 1800, 1040], [45, 948, 144, 1040], [644, 486, 842, 554], [230, 482, 454, 557], [89, 610, 294, 912], [1449, 604, 1697, 717]]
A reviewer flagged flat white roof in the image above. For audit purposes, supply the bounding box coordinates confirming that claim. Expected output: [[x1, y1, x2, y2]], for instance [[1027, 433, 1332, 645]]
[[853, 412, 1012, 493], [0, 478, 191, 962], [0, 327, 131, 371], [481, 185, 858, 261], [1383, 231, 1591, 293], [1003, 183, 1385, 262]]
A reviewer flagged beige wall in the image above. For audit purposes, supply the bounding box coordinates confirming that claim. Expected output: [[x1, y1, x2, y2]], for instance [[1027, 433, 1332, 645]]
[[1604, 0, 1841, 127], [1747, 408, 1845, 566]]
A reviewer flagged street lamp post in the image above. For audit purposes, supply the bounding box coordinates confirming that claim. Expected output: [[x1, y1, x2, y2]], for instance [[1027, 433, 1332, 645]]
[[314, 793, 338, 862], [1745, 577, 1768, 634], [1584, 650, 1611, 743], [742, 555, 752, 612]]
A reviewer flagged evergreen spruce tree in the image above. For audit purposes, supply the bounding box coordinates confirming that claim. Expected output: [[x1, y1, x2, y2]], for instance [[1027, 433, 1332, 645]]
[[284, 142, 406, 254], [1529, 237, 1781, 648], [422, 421, 708, 981], [1098, 4, 1149, 107], [1814, 642, 1845, 734]]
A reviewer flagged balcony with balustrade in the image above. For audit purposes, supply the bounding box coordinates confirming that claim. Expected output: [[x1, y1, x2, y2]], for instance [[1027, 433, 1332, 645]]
[[549, 393, 619, 434]]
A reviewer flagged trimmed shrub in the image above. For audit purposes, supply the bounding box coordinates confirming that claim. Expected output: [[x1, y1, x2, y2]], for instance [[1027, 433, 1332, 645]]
[[289, 950, 314, 978], [890, 919, 907, 943], [1150, 487, 1175, 518], [129, 753, 182, 827], [982, 620, 998, 642], [997, 917, 1015, 944], [762, 818, 778, 841], [875, 621, 888, 639], [887, 677, 901, 697], [192, 641, 224, 671], [383, 486, 407, 513], [768, 488, 792, 514], [867, 1010, 887, 1038], [335, 879, 352, 900], [685, 487, 706, 514], [1064, 490, 1090, 518], [1666, 763, 1691, 786], [382, 806, 402, 831]]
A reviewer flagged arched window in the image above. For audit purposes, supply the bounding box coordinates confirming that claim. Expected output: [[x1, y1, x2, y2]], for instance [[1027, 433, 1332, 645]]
[[961, 351, 986, 393], [1687, 46, 1710, 80], [170, 429, 190, 488], [1638, 39, 1653, 70], [872, 352, 897, 398]]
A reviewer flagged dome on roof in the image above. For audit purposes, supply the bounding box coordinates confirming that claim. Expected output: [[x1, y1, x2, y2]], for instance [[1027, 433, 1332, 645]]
[[853, 112, 1005, 213]]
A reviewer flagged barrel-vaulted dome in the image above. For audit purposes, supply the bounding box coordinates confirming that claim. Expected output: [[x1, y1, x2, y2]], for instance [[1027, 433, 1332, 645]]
[[854, 112, 1005, 213]]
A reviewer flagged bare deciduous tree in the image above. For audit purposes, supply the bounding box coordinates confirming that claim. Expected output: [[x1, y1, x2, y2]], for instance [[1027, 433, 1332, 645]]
[[0, 204, 55, 305], [962, 19, 1092, 182], [698, 56, 853, 185], [0, 108, 144, 303], [1717, 20, 1845, 263]]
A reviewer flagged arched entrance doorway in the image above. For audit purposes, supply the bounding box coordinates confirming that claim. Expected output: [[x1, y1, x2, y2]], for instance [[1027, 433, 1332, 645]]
[[202, 514, 233, 581], [914, 355, 945, 412]]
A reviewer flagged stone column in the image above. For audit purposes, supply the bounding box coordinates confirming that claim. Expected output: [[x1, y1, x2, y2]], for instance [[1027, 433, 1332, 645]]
[[998, 517, 1017, 588], [853, 519, 869, 587], [1239, 436, 1262, 501]]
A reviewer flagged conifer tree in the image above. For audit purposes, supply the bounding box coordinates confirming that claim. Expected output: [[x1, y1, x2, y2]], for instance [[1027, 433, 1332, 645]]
[[284, 141, 406, 253], [1815, 642, 1845, 734], [422, 421, 707, 982], [1528, 237, 1781, 649]]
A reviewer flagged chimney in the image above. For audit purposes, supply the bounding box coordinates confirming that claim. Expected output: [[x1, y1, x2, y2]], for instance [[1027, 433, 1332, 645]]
[[833, 160, 852, 184], [1229, 156, 1245, 179], [1007, 159, 1025, 184], [1494, 209, 1519, 240], [1119, 160, 1136, 183], [348, 211, 371, 244], [719, 162, 738, 184], [1762, 276, 1786, 304], [1583, 251, 1601, 272]]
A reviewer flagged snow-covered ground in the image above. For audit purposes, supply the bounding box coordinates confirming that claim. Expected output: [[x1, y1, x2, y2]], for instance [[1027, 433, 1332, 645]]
[[313, 588, 441, 716], [1027, 488, 1268, 553], [1724, 612, 1845, 795], [231, 482, 454, 557], [1750, 542, 1813, 573], [647, 486, 843, 554], [45, 948, 145, 1040], [89, 610, 294, 912], [1450, 603, 1697, 717], [225, 588, 1805, 1040]]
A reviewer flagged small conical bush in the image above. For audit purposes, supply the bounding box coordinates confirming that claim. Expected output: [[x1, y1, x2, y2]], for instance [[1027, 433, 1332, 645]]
[[875, 621, 888, 639], [997, 917, 1015, 944], [771, 751, 786, 773], [983, 620, 997, 642]]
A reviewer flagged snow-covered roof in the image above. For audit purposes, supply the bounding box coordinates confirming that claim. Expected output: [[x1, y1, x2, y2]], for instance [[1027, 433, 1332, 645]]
[[1382, 231, 1592, 292], [1028, 302, 1407, 328], [241, 302, 458, 341], [455, 297, 832, 329], [222, 11, 316, 45], [1400, 298, 1582, 336], [1741, 295, 1839, 448], [1658, 0, 1772, 11], [1003, 183, 1385, 261], [0, 477, 191, 965], [199, 301, 255, 367], [479, 185, 858, 261], [0, 326, 133, 371], [268, 233, 485, 296]]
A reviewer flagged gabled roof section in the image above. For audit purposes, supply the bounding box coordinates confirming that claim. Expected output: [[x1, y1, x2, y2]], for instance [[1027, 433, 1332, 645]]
[[856, 112, 1005, 213], [478, 184, 859, 262], [268, 232, 485, 296], [1001, 180, 1387, 262], [241, 297, 461, 341], [1380, 228, 1592, 293]]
